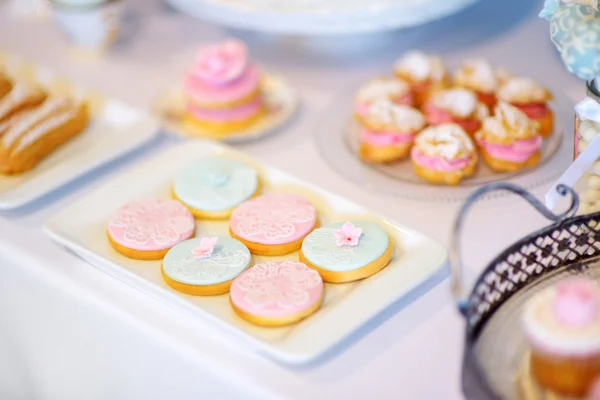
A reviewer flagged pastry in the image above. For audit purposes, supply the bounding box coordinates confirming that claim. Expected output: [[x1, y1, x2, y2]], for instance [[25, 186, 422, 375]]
[[357, 99, 426, 163], [497, 76, 554, 137], [522, 277, 600, 397], [107, 199, 196, 260], [590, 376, 600, 400], [299, 221, 393, 283], [172, 156, 259, 219], [184, 39, 265, 135], [229, 261, 324, 326], [229, 193, 318, 256], [354, 77, 413, 117], [0, 97, 89, 174], [410, 123, 478, 186], [393, 51, 449, 106], [475, 101, 542, 173], [161, 236, 252, 295], [0, 72, 12, 99], [0, 83, 46, 123], [453, 58, 502, 110], [423, 87, 489, 136]]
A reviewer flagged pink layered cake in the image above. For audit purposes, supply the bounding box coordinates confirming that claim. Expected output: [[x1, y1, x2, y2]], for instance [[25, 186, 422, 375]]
[[184, 39, 265, 135], [475, 101, 542, 173]]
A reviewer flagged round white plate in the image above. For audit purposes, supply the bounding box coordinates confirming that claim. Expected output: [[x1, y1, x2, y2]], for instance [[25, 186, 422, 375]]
[[314, 88, 572, 202], [166, 0, 481, 35], [154, 74, 298, 143]]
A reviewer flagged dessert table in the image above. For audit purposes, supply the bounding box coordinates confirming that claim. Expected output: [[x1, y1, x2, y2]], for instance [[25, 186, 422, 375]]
[[0, 0, 586, 398]]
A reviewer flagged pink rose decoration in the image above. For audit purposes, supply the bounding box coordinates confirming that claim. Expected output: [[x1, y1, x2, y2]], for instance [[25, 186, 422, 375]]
[[552, 278, 599, 327], [191, 237, 218, 259], [333, 221, 363, 247], [193, 39, 248, 85]]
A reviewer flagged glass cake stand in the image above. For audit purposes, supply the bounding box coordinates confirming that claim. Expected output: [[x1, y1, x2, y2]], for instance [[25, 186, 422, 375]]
[[314, 86, 572, 202], [166, 0, 481, 35]]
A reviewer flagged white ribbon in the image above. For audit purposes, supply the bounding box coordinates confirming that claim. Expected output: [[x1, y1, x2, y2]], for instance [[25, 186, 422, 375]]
[[546, 97, 600, 209]]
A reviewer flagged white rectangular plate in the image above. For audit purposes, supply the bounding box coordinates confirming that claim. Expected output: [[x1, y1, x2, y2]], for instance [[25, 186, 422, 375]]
[[44, 140, 448, 364], [0, 52, 160, 209]]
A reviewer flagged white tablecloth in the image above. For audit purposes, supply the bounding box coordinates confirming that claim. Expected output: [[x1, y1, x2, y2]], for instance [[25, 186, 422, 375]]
[[0, 0, 586, 398]]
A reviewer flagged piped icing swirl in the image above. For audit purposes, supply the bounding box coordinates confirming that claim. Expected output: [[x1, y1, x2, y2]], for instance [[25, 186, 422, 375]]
[[362, 99, 425, 132], [413, 123, 475, 160], [190, 39, 249, 85], [428, 88, 489, 120], [453, 59, 499, 93], [393, 51, 447, 83], [497, 77, 553, 104], [476, 101, 539, 142], [522, 278, 600, 356]]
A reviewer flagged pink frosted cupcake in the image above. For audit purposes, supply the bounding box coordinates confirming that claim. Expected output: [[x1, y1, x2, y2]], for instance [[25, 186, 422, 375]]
[[357, 99, 426, 163], [354, 77, 413, 117], [410, 123, 477, 186], [523, 277, 600, 397], [423, 87, 489, 137], [184, 39, 265, 134]]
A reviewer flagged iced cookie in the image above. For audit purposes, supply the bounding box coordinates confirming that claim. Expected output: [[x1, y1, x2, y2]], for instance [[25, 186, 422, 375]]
[[358, 99, 426, 163], [299, 221, 393, 283], [107, 199, 195, 260], [411, 123, 478, 186], [230, 261, 324, 326], [523, 278, 600, 397], [229, 193, 318, 256], [161, 236, 252, 295], [423, 87, 489, 136], [184, 39, 266, 135], [354, 77, 413, 117], [393, 51, 449, 106], [173, 156, 259, 219], [475, 102, 542, 173], [497, 76, 554, 137]]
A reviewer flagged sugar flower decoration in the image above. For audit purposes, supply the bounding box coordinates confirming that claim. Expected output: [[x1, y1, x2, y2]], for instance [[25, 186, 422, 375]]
[[192, 237, 218, 259], [333, 222, 362, 247], [193, 39, 248, 85]]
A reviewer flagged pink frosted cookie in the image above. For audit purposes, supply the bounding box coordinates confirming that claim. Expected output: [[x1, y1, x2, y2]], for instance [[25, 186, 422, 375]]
[[229, 261, 324, 326], [107, 199, 195, 260], [229, 193, 318, 256]]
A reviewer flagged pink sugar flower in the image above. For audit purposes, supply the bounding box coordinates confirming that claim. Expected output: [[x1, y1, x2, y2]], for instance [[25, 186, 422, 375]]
[[192, 237, 218, 258], [333, 221, 362, 247]]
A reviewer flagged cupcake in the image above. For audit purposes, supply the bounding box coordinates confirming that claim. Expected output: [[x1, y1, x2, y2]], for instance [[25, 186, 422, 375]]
[[410, 123, 477, 186], [183, 39, 266, 135], [423, 88, 489, 136], [354, 77, 413, 117], [522, 277, 600, 397], [475, 101, 542, 172], [357, 99, 426, 163], [497, 76, 554, 137], [453, 59, 502, 110], [393, 51, 450, 107]]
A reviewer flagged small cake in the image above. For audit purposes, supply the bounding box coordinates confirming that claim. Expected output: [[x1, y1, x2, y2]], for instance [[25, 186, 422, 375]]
[[229, 193, 318, 256], [0, 97, 89, 174], [161, 236, 252, 295], [299, 221, 393, 283], [107, 199, 195, 260], [453, 59, 501, 110], [184, 39, 265, 135], [0, 84, 46, 123], [423, 87, 489, 136], [410, 123, 478, 186], [357, 99, 426, 163], [475, 101, 542, 173], [0, 71, 12, 99], [230, 261, 324, 326], [522, 277, 600, 397], [173, 156, 259, 219], [497, 77, 554, 137], [354, 77, 413, 117], [393, 51, 449, 106]]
